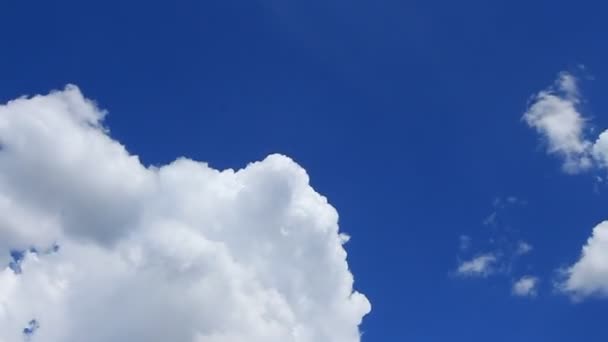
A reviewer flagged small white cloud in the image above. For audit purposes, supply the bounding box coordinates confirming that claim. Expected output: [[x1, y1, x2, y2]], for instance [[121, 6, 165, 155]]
[[516, 241, 533, 256], [457, 254, 497, 277], [523, 72, 593, 173], [512, 276, 539, 297], [523, 72, 608, 175]]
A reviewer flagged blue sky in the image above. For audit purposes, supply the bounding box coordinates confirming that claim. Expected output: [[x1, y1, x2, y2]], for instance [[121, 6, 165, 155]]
[[2, 1, 608, 341]]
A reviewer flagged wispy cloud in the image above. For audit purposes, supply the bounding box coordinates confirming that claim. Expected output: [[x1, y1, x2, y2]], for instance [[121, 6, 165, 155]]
[[512, 276, 539, 297], [459, 235, 472, 252], [456, 196, 536, 294], [457, 254, 497, 277], [515, 241, 533, 256]]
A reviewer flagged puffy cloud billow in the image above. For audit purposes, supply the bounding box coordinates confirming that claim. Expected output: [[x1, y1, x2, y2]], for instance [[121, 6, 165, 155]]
[[0, 86, 370, 341], [560, 221, 608, 298]]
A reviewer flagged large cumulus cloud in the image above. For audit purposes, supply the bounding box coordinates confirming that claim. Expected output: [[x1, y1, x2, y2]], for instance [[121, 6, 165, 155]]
[[0, 86, 370, 341]]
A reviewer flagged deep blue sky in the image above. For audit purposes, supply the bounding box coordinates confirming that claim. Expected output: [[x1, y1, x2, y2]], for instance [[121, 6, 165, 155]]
[[2, 1, 608, 340]]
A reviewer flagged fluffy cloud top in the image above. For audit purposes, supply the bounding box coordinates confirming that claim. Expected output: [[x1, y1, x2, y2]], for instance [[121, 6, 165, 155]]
[[512, 276, 538, 297], [456, 254, 496, 277], [0, 86, 370, 341], [561, 221, 608, 298]]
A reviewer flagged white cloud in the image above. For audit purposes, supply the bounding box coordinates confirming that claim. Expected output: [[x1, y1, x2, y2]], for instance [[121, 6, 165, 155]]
[[457, 254, 496, 277], [0, 86, 370, 342], [560, 221, 608, 298], [515, 241, 533, 256], [512, 276, 539, 297], [523, 72, 593, 173], [524, 72, 608, 175]]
